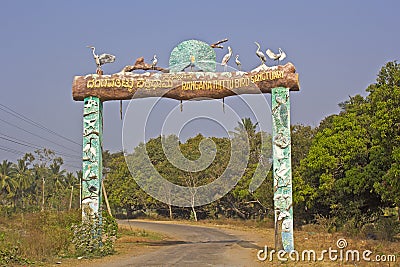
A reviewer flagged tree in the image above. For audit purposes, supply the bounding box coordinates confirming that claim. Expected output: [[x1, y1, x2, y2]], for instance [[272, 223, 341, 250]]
[[0, 160, 16, 205], [13, 158, 33, 209], [49, 161, 66, 190], [291, 124, 316, 169], [295, 61, 400, 227], [104, 151, 151, 217], [33, 149, 64, 211], [295, 100, 379, 224], [0, 151, 79, 214], [368, 61, 400, 220], [240, 118, 258, 136]]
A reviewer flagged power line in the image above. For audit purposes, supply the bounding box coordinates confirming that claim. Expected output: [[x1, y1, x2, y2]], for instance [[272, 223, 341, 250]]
[[0, 132, 81, 160], [62, 159, 83, 164], [0, 117, 81, 154], [0, 135, 80, 160], [0, 145, 81, 170], [0, 145, 25, 156], [0, 103, 81, 147], [64, 164, 81, 170], [0, 135, 41, 150], [0, 103, 87, 171]]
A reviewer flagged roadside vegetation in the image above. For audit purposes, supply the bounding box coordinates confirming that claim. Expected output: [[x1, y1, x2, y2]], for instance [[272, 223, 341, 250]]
[[104, 62, 400, 239], [0, 61, 399, 265]]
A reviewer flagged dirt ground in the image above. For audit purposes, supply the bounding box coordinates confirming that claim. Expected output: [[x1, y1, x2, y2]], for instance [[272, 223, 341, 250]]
[[47, 219, 400, 267]]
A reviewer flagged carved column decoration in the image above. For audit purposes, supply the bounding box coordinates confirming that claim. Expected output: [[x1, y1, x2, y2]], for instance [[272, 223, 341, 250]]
[[272, 87, 294, 252], [82, 96, 103, 220]]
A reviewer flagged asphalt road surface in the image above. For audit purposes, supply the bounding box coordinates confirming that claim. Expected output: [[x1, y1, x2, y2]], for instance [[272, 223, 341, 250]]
[[103, 220, 264, 267]]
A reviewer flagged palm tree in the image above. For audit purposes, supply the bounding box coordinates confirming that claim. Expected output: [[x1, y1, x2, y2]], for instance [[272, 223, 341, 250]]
[[76, 170, 82, 209], [0, 160, 17, 205], [14, 158, 33, 209], [49, 162, 66, 190], [65, 172, 79, 210], [31, 167, 43, 210], [240, 118, 259, 136], [49, 161, 66, 210]]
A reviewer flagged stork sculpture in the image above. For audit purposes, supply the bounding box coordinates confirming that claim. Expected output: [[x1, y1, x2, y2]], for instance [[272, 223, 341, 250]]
[[254, 42, 267, 65], [151, 54, 158, 69], [266, 48, 287, 65], [87, 46, 115, 74], [221, 46, 232, 71], [235, 54, 242, 71]]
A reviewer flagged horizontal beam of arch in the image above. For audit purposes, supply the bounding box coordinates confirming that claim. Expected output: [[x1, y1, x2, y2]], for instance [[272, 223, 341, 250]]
[[72, 63, 299, 101]]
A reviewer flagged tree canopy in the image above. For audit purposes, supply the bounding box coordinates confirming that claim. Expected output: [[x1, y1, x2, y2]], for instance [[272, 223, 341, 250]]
[[1, 61, 399, 239]]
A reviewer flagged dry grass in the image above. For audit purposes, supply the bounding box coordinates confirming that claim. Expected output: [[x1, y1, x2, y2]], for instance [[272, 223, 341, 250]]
[[0, 211, 80, 264], [194, 218, 400, 267], [49, 224, 169, 267], [271, 231, 399, 266], [155, 217, 399, 266], [2, 214, 398, 266]]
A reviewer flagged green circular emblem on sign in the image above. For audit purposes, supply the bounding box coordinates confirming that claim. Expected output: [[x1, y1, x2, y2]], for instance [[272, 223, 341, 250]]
[[169, 39, 216, 73]]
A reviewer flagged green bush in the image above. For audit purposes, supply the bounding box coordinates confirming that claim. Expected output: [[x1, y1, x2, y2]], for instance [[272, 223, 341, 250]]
[[71, 212, 117, 257], [0, 246, 32, 266], [375, 216, 400, 241]]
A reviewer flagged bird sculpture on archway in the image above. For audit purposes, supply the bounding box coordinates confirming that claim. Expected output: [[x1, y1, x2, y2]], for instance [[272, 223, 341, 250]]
[[151, 54, 158, 69], [254, 42, 267, 65], [87, 46, 116, 74], [235, 54, 241, 70], [221, 46, 232, 71], [266, 48, 287, 65]]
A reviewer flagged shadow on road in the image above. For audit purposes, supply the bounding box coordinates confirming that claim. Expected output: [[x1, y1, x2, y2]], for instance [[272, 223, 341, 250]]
[[143, 238, 262, 250]]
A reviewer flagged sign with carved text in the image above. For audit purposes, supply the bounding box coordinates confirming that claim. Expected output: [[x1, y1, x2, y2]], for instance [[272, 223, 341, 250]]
[[72, 63, 299, 101]]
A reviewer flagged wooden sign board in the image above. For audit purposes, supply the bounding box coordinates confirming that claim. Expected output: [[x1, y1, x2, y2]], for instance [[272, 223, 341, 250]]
[[72, 63, 299, 101]]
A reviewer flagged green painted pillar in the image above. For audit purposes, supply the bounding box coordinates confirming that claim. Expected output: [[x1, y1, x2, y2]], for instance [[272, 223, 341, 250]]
[[271, 87, 294, 252], [82, 96, 103, 220]]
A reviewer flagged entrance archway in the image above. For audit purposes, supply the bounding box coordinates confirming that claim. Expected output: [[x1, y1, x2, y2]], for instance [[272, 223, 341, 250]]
[[72, 39, 300, 252]]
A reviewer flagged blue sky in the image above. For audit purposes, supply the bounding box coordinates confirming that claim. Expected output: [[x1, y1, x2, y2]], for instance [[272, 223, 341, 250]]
[[0, 0, 399, 170]]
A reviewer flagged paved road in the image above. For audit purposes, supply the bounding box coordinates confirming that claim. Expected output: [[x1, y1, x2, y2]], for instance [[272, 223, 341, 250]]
[[103, 220, 264, 267]]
